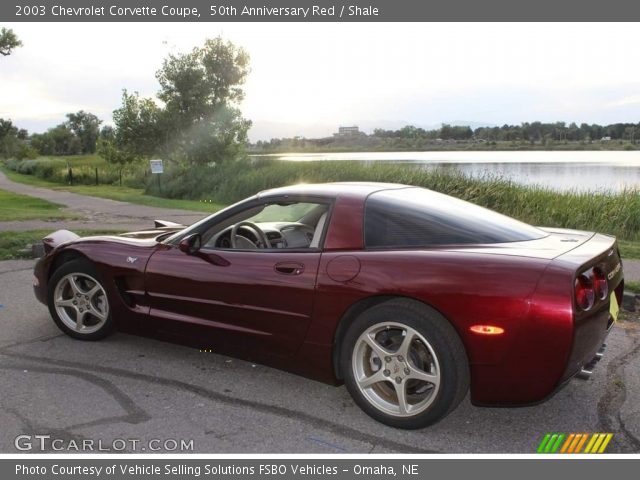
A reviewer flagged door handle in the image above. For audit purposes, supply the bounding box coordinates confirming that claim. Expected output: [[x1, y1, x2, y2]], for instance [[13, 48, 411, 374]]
[[275, 262, 305, 275]]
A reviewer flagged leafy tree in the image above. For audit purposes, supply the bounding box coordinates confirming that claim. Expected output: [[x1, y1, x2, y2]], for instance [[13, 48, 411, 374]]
[[97, 91, 162, 181], [0, 28, 21, 56], [0, 118, 17, 140], [31, 125, 81, 155], [155, 37, 251, 165], [65, 111, 102, 153], [29, 132, 54, 156], [0, 118, 19, 158], [111, 90, 161, 158], [49, 125, 82, 155], [439, 124, 473, 140], [99, 125, 115, 141], [103, 37, 251, 171], [96, 137, 138, 185]]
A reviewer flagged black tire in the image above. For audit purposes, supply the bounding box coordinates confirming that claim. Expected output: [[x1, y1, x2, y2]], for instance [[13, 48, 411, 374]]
[[47, 258, 114, 341], [340, 298, 469, 429]]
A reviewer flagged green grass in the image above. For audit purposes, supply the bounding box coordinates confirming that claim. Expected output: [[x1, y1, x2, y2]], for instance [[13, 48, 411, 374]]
[[1, 166, 221, 213], [143, 158, 640, 243], [0, 189, 72, 222], [617, 240, 640, 260], [0, 229, 121, 260], [5, 156, 640, 250], [624, 280, 640, 294], [43, 154, 106, 165]]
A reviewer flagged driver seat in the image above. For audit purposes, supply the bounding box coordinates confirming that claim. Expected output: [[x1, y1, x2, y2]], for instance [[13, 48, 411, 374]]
[[310, 212, 328, 248]]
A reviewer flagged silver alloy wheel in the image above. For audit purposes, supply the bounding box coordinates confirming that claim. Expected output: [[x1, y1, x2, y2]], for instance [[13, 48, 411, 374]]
[[352, 321, 441, 417], [53, 273, 109, 334]]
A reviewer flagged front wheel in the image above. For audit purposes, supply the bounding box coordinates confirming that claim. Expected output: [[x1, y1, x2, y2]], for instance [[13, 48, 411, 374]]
[[340, 299, 469, 429], [47, 258, 113, 341]]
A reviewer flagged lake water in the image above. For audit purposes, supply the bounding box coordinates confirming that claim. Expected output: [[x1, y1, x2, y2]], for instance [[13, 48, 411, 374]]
[[258, 151, 640, 193]]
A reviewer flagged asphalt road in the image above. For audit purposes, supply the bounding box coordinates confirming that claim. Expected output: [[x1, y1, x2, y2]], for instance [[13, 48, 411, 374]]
[[1, 258, 639, 454], [0, 170, 206, 232]]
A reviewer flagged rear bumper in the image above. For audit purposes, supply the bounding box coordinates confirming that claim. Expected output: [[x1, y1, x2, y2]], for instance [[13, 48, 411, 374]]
[[561, 301, 615, 382], [470, 265, 622, 407]]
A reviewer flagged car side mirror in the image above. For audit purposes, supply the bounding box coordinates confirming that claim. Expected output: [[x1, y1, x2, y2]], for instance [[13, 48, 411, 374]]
[[179, 233, 202, 255]]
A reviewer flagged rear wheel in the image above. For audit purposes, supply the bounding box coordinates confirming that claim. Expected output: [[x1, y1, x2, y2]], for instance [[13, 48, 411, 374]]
[[47, 258, 113, 341], [340, 298, 469, 429]]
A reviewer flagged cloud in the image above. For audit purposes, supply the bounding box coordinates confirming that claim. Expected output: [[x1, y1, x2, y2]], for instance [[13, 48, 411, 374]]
[[2, 22, 640, 140], [606, 95, 640, 108]]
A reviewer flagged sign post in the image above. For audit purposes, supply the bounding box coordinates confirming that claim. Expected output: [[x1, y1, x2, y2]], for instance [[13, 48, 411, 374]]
[[150, 159, 164, 194]]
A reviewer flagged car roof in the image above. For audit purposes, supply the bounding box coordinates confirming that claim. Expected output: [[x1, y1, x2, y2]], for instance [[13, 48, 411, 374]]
[[257, 182, 410, 200]]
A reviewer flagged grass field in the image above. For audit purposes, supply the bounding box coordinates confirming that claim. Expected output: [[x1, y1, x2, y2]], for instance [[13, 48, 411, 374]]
[[4, 156, 639, 259], [625, 280, 640, 294], [0, 229, 122, 260], [142, 159, 640, 243], [0, 189, 72, 222], [617, 240, 640, 261], [1, 166, 222, 213]]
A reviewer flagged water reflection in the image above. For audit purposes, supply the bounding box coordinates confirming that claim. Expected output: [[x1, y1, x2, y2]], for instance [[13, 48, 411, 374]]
[[258, 151, 640, 193]]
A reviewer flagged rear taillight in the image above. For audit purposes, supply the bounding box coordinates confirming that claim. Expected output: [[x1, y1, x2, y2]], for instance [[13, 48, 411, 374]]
[[575, 274, 595, 311], [593, 267, 608, 300]]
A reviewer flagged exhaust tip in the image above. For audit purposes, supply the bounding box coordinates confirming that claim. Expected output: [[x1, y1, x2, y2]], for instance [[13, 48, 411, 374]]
[[575, 344, 605, 380], [576, 368, 593, 380]]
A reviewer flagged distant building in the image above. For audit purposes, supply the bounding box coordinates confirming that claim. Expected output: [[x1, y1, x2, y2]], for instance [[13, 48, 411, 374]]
[[601, 136, 612, 141], [334, 125, 361, 137]]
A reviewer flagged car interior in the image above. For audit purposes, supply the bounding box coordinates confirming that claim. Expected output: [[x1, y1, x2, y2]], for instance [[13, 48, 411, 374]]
[[201, 201, 330, 250]]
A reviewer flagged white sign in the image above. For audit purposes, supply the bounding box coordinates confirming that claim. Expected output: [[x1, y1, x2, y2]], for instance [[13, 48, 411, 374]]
[[150, 159, 164, 174]]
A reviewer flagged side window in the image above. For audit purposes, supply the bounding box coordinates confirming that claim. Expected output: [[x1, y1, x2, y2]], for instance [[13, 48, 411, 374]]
[[364, 188, 546, 248], [365, 197, 440, 247], [203, 201, 330, 250]]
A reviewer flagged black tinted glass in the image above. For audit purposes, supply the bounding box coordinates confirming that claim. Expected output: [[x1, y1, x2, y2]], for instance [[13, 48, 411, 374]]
[[365, 188, 547, 247]]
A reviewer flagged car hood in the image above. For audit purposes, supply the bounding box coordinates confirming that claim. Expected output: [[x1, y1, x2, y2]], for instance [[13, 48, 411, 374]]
[[42, 220, 186, 253]]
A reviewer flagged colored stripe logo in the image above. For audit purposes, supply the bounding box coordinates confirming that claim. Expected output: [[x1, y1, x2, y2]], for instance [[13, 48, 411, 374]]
[[537, 433, 613, 453]]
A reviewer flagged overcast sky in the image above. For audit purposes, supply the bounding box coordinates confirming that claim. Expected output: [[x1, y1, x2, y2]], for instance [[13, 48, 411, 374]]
[[2, 22, 639, 141]]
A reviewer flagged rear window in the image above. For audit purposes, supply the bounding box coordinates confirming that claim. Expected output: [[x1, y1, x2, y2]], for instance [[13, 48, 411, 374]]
[[364, 187, 547, 248]]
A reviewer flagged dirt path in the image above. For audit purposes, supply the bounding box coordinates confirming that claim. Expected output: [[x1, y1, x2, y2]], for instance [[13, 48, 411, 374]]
[[0, 170, 207, 232]]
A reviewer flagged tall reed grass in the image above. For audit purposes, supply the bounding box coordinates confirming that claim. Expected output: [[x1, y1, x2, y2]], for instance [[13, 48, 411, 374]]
[[4, 156, 147, 188], [146, 158, 640, 241], [5, 156, 638, 240]]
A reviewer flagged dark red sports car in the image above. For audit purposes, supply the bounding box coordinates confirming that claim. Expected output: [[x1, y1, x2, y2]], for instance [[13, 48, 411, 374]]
[[33, 183, 624, 428]]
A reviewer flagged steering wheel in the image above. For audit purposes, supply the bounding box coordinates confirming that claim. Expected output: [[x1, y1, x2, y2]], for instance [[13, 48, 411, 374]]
[[230, 221, 271, 249]]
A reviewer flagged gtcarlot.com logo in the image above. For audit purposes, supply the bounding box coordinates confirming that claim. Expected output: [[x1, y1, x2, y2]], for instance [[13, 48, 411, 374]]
[[537, 433, 613, 454], [14, 435, 194, 452]]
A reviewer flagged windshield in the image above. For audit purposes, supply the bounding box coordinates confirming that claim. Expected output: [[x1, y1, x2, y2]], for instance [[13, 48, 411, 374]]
[[248, 202, 318, 223], [364, 187, 547, 247]]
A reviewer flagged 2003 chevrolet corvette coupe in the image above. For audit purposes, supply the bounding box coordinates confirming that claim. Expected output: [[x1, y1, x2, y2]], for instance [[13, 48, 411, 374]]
[[33, 183, 624, 428]]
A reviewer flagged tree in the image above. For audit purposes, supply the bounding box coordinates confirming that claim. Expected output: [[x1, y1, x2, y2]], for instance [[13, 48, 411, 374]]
[[31, 125, 81, 156], [97, 91, 161, 181], [99, 125, 115, 141], [30, 132, 55, 155], [0, 118, 18, 158], [0, 28, 22, 56], [96, 137, 138, 185], [103, 37, 251, 171], [111, 91, 161, 158], [48, 125, 82, 155], [155, 37, 251, 165], [0, 118, 17, 140], [65, 111, 102, 154]]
